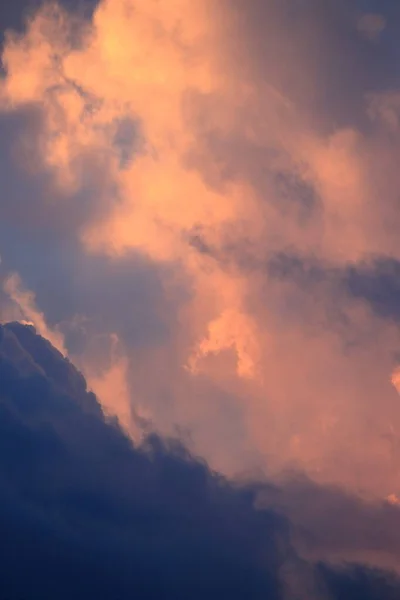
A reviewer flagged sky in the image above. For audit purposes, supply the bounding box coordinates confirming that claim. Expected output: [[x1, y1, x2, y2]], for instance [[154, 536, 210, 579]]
[[2, 0, 400, 592], [3, 320, 400, 599]]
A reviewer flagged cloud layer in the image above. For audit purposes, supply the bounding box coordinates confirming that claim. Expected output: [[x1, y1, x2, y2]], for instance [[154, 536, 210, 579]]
[[2, 0, 400, 508], [1, 321, 400, 599]]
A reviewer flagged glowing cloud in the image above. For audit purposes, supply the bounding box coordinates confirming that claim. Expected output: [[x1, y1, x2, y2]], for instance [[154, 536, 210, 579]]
[[3, 0, 400, 504]]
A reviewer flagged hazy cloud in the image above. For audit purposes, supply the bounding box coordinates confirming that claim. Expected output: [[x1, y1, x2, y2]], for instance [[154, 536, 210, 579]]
[[3, 0, 400, 505]]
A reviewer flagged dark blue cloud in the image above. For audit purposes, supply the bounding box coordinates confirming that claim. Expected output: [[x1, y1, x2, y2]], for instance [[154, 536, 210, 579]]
[[0, 0, 99, 41], [0, 322, 399, 599], [268, 252, 328, 287], [267, 251, 400, 325], [318, 564, 400, 600], [345, 257, 400, 321], [0, 322, 283, 599]]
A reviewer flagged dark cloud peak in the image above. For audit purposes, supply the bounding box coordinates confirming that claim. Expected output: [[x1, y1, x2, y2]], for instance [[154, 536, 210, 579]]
[[0, 322, 399, 598], [0, 322, 284, 599], [1, 321, 100, 414]]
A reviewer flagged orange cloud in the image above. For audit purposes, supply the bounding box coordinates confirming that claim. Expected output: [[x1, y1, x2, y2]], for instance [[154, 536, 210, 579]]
[[3, 0, 400, 506]]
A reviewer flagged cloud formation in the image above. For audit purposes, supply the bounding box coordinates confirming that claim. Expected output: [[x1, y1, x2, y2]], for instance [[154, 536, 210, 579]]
[[1, 321, 400, 599], [3, 0, 400, 514]]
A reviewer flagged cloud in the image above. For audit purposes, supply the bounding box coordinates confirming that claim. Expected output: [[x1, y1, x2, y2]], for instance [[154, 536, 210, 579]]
[[3, 0, 400, 505], [345, 257, 400, 321], [257, 471, 400, 576], [0, 322, 295, 598], [1, 321, 400, 599], [3, 272, 66, 354]]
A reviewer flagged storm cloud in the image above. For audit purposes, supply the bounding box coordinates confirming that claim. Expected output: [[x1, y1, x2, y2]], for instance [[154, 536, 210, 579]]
[[2, 1, 400, 579], [1, 321, 400, 599]]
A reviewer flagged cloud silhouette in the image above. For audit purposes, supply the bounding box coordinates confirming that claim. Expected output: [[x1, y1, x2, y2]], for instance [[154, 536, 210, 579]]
[[0, 322, 281, 598], [0, 321, 400, 599]]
